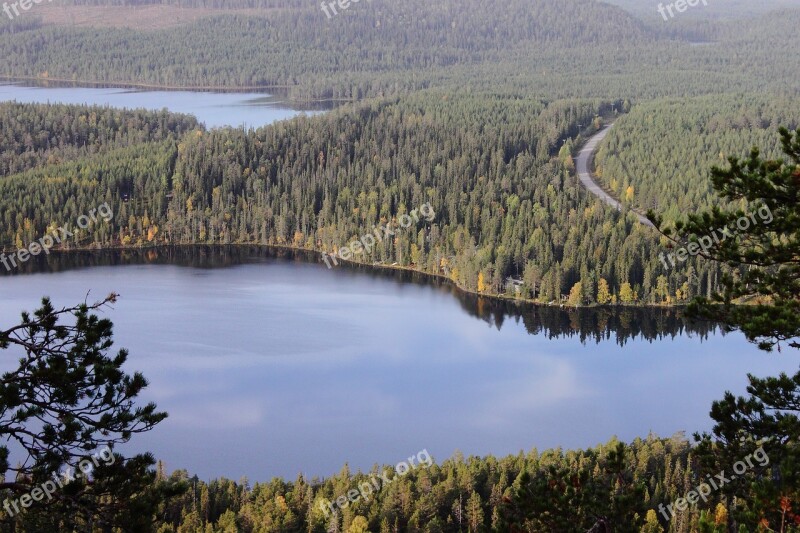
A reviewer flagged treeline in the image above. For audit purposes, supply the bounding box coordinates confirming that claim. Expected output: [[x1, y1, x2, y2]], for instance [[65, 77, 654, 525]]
[[0, 1, 798, 102], [2, 245, 724, 345], [0, 0, 650, 101], [149, 434, 779, 532], [0, 97, 734, 306]]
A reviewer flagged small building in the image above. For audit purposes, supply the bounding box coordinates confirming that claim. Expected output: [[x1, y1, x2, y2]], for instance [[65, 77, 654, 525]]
[[504, 277, 524, 294]]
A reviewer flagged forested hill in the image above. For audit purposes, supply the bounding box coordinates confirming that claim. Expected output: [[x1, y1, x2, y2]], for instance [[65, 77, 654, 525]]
[[2, 2, 799, 101], [0, 0, 648, 100], [0, 1, 797, 306], [606, 0, 800, 20], [0, 97, 731, 306]]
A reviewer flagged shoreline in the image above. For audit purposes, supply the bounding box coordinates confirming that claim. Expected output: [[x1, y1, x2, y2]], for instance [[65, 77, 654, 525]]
[[0, 75, 350, 107], [7, 241, 686, 310]]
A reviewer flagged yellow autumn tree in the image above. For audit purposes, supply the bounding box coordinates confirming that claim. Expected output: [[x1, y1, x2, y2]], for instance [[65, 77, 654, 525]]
[[714, 503, 728, 525], [348, 516, 370, 533], [450, 267, 460, 284], [597, 278, 611, 305], [275, 495, 288, 512], [640, 509, 664, 533], [477, 271, 487, 293], [625, 185, 635, 202], [410, 243, 420, 265], [568, 281, 583, 306], [147, 225, 159, 242], [619, 282, 635, 304]]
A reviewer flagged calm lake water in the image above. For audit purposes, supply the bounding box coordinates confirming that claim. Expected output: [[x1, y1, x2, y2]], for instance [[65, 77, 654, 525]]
[[0, 84, 318, 128], [0, 247, 797, 481]]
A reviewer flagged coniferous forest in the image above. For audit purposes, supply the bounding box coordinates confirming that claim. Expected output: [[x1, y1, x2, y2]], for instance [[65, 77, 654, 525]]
[[0, 0, 799, 531], [1, 92, 794, 306]]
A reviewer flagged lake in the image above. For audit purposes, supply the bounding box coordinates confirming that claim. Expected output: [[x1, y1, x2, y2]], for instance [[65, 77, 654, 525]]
[[0, 83, 320, 128], [0, 247, 796, 481]]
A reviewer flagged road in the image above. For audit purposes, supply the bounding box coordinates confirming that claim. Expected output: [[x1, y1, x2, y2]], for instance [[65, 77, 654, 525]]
[[575, 124, 654, 227]]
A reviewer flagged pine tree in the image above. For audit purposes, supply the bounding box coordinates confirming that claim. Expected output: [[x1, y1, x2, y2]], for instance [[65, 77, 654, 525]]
[[650, 127, 800, 351], [657, 127, 800, 531], [466, 491, 484, 532], [0, 295, 182, 529]]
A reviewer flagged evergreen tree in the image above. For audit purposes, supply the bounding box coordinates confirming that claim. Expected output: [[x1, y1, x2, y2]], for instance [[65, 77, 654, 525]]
[[652, 127, 800, 531], [649, 127, 800, 351], [0, 295, 185, 530]]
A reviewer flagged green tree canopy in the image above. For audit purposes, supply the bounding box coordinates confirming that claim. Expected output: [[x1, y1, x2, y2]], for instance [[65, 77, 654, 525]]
[[0, 295, 184, 530]]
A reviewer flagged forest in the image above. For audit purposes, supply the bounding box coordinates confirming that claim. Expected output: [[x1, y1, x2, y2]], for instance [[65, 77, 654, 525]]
[[148, 433, 789, 532], [0, 0, 798, 531], [150, 435, 697, 532], [0, 96, 741, 306], [4, 88, 796, 307], [594, 95, 800, 224], [0, 0, 799, 102], [0, 1, 793, 309]]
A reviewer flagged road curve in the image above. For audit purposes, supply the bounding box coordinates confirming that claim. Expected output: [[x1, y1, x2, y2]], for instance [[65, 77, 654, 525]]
[[575, 124, 654, 227]]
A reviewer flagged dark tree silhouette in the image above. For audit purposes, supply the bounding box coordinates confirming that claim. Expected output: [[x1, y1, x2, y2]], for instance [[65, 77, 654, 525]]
[[0, 294, 184, 531]]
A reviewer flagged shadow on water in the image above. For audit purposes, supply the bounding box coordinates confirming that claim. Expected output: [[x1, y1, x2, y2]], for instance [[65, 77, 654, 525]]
[[8, 245, 722, 346]]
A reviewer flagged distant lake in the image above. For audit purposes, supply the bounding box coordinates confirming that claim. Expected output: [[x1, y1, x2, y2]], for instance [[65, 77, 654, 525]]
[[0, 247, 797, 481], [0, 83, 323, 128]]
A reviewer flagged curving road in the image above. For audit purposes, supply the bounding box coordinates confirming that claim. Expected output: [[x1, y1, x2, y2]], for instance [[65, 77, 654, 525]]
[[575, 123, 654, 227]]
